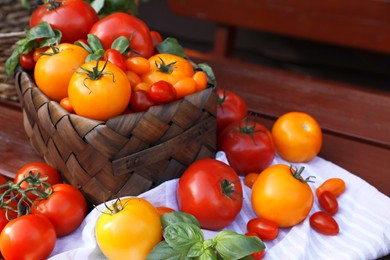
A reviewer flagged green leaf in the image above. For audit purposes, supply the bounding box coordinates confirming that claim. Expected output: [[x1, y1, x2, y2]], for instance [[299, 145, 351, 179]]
[[25, 22, 56, 41], [214, 230, 265, 260], [146, 241, 187, 260], [161, 211, 200, 229], [197, 63, 217, 87], [111, 36, 130, 54], [90, 0, 105, 13], [156, 37, 187, 58], [87, 34, 104, 53], [86, 50, 105, 62], [37, 30, 62, 48], [187, 241, 204, 258], [199, 248, 218, 260], [164, 223, 204, 252]]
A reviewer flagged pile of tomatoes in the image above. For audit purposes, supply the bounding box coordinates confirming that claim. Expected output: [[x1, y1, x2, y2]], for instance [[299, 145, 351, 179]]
[[8, 0, 209, 121], [0, 162, 87, 260]]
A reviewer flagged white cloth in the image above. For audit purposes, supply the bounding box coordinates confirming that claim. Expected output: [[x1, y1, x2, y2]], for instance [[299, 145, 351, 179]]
[[49, 152, 390, 260]]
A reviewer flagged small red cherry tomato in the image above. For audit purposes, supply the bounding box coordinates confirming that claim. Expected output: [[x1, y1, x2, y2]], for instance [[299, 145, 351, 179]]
[[247, 217, 279, 241], [155, 206, 176, 216], [19, 52, 35, 70], [104, 49, 127, 72], [318, 190, 338, 215], [245, 232, 266, 259], [310, 211, 339, 235], [244, 172, 259, 188], [130, 90, 157, 112], [149, 80, 177, 103]]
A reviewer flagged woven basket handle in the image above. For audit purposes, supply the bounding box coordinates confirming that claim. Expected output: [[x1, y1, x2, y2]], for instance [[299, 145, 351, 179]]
[[112, 116, 215, 176]]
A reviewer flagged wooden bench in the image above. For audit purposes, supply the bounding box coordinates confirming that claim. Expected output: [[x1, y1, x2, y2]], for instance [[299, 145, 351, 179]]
[[167, 0, 390, 196]]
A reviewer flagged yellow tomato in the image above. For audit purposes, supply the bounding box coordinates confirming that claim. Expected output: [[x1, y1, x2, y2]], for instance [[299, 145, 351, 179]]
[[95, 198, 162, 260], [251, 164, 314, 227], [141, 53, 194, 86], [68, 61, 131, 121], [34, 43, 89, 102], [272, 112, 322, 162]]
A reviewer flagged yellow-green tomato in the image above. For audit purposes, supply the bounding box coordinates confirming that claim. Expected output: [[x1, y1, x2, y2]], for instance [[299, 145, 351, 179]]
[[95, 198, 162, 260], [251, 164, 314, 228]]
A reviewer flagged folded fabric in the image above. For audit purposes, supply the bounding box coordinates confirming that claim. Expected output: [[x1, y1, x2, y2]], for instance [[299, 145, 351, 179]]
[[49, 152, 390, 260]]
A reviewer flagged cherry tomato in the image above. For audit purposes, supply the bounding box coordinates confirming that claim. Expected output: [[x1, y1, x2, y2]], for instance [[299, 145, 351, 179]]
[[316, 178, 346, 198], [318, 191, 338, 215], [33, 47, 48, 63], [155, 206, 176, 216], [0, 199, 18, 233], [89, 12, 154, 58], [150, 30, 163, 52], [247, 217, 279, 241], [272, 111, 322, 162], [30, 0, 99, 44], [68, 60, 131, 121], [96, 198, 162, 259], [193, 70, 208, 91], [173, 77, 197, 99], [0, 214, 56, 260], [216, 89, 248, 136], [104, 49, 127, 72], [149, 80, 177, 103], [218, 118, 275, 175], [19, 52, 35, 70], [0, 175, 8, 194], [252, 164, 314, 227], [34, 43, 89, 102], [130, 90, 156, 112], [310, 211, 339, 235], [126, 56, 150, 74], [14, 162, 62, 201], [134, 82, 151, 92], [60, 96, 75, 113], [177, 158, 243, 230], [31, 183, 87, 237], [126, 70, 142, 88], [244, 172, 259, 188]]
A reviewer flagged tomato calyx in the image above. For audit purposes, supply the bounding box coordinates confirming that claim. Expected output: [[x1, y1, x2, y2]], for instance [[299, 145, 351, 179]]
[[238, 117, 266, 145], [100, 198, 126, 215], [46, 0, 63, 11], [76, 60, 114, 85], [290, 165, 316, 183], [155, 57, 177, 74], [221, 179, 243, 200]]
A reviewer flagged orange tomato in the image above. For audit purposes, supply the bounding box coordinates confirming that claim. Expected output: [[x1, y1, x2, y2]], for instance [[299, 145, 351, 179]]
[[68, 61, 131, 121], [251, 164, 314, 227], [34, 43, 89, 102], [272, 112, 322, 162], [125, 70, 141, 89], [60, 97, 74, 113], [173, 77, 197, 99], [193, 71, 208, 91], [244, 173, 259, 188], [134, 82, 150, 92], [125, 56, 150, 75], [316, 178, 346, 198]]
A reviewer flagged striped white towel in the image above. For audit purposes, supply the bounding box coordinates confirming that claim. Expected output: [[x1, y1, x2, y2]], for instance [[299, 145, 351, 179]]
[[49, 152, 390, 260]]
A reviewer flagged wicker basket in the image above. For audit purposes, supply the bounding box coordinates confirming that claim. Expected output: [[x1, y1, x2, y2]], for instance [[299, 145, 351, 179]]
[[14, 70, 217, 206], [0, 0, 35, 103]]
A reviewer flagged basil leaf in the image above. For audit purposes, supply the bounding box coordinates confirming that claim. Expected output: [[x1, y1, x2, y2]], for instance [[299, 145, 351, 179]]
[[199, 248, 218, 260], [198, 63, 217, 87], [37, 30, 62, 48], [214, 230, 265, 260], [25, 22, 56, 41], [156, 37, 187, 58], [164, 223, 204, 252], [146, 241, 187, 260], [111, 36, 130, 54], [161, 211, 200, 229], [187, 241, 203, 258], [87, 34, 104, 53]]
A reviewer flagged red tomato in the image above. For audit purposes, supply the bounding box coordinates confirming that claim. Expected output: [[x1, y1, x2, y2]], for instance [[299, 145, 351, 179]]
[[150, 30, 163, 49], [245, 232, 266, 259], [31, 183, 87, 237], [244, 172, 259, 188], [247, 217, 279, 241], [310, 211, 339, 235], [149, 80, 177, 103], [216, 89, 248, 136], [177, 158, 243, 230], [0, 175, 8, 194], [14, 162, 62, 200], [0, 199, 18, 233], [318, 191, 338, 215], [155, 206, 176, 216], [0, 214, 56, 260], [316, 178, 346, 198], [130, 90, 157, 112], [89, 12, 153, 58], [30, 0, 98, 44], [104, 49, 127, 72], [218, 118, 275, 175], [19, 52, 35, 70]]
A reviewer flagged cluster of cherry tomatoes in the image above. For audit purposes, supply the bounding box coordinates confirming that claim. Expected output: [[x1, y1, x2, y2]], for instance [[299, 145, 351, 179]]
[[12, 0, 209, 122], [0, 162, 87, 260]]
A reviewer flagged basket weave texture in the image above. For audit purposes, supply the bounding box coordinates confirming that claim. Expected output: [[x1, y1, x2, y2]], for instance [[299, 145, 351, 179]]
[[0, 0, 33, 103], [15, 70, 217, 205]]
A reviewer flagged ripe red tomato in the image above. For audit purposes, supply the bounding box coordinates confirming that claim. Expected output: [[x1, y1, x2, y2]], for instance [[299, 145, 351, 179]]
[[247, 217, 279, 241], [89, 12, 154, 58], [0, 199, 18, 233], [216, 89, 248, 136], [0, 175, 8, 194], [316, 178, 346, 198], [310, 211, 339, 235], [0, 214, 56, 260], [318, 191, 338, 215], [177, 158, 243, 230], [31, 183, 88, 237], [30, 0, 99, 44], [244, 172, 259, 188], [130, 90, 157, 112], [155, 206, 176, 216], [272, 111, 322, 162], [149, 80, 177, 103], [104, 49, 127, 72], [218, 118, 275, 175], [19, 52, 35, 70]]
